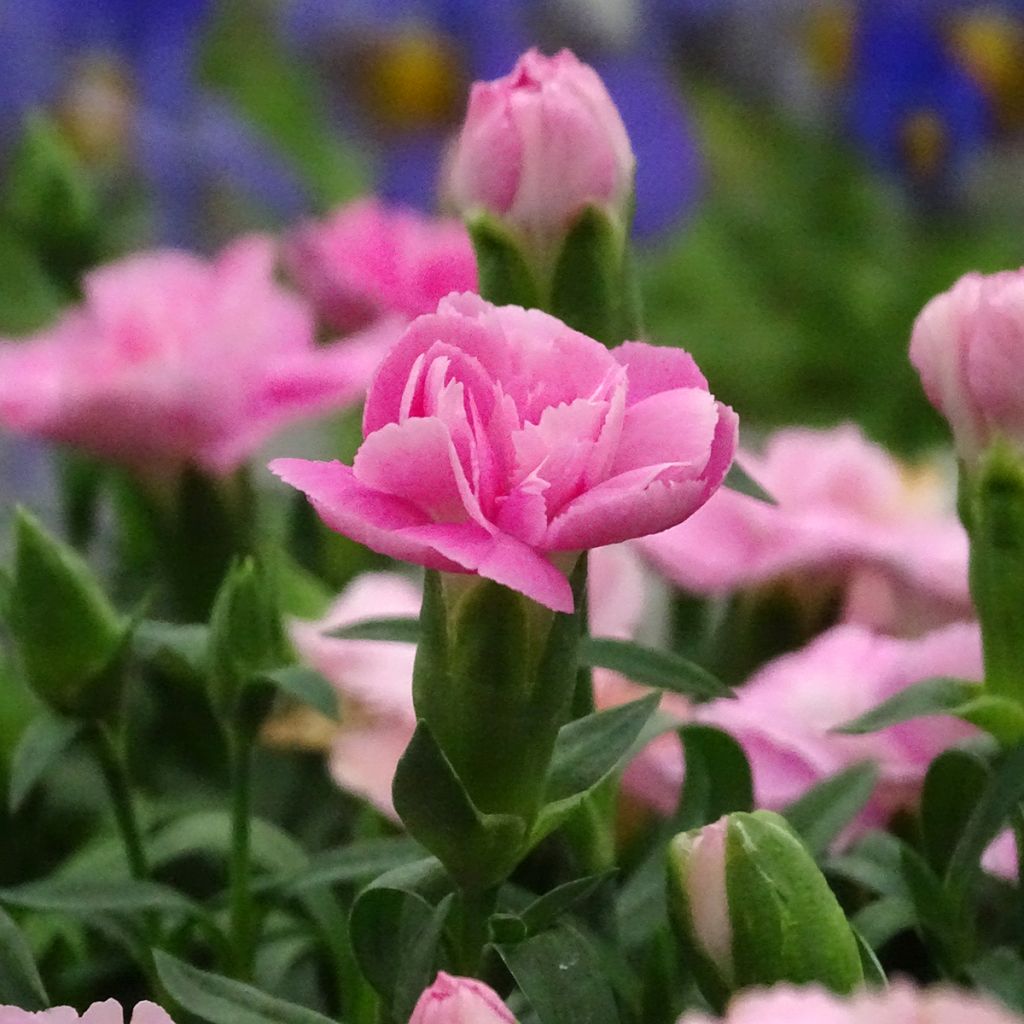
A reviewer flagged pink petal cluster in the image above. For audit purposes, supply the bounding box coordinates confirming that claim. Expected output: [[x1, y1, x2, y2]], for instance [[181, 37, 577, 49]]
[[288, 545, 673, 818], [0, 1001, 172, 1024], [283, 198, 478, 333], [445, 49, 635, 252], [271, 292, 736, 612], [408, 973, 516, 1024], [639, 425, 971, 635], [911, 267, 1024, 465], [630, 622, 982, 822], [678, 980, 1021, 1024], [0, 236, 398, 477]]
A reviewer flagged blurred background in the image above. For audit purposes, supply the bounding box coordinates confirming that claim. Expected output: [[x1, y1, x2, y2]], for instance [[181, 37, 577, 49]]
[[2, 0, 1024, 460]]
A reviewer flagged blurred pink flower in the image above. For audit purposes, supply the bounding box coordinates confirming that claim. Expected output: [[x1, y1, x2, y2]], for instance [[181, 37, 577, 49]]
[[446, 49, 635, 256], [409, 973, 515, 1024], [678, 980, 1022, 1024], [0, 1001, 173, 1024], [283, 198, 478, 334], [631, 622, 981, 821], [0, 236, 398, 477], [639, 424, 971, 635], [288, 545, 679, 819], [911, 268, 1024, 466], [272, 292, 735, 612]]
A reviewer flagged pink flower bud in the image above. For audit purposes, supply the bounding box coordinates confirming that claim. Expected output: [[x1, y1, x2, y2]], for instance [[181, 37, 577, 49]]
[[446, 49, 635, 253], [408, 973, 516, 1024], [910, 267, 1024, 466]]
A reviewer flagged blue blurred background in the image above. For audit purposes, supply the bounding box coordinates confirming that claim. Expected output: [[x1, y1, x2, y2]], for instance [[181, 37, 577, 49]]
[[1, 0, 1023, 453]]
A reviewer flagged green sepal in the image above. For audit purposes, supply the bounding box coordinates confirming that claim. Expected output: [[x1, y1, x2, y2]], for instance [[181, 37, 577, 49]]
[[964, 441, 1024, 705], [411, 562, 585, 822], [726, 811, 863, 994], [392, 721, 525, 891], [549, 204, 628, 345], [8, 508, 129, 719], [207, 557, 290, 728], [466, 213, 542, 308]]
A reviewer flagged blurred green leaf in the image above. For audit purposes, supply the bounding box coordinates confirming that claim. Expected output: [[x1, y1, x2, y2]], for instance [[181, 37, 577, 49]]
[[674, 724, 753, 830], [783, 761, 879, 857], [0, 906, 48, 1009], [580, 638, 730, 700], [8, 713, 83, 813]]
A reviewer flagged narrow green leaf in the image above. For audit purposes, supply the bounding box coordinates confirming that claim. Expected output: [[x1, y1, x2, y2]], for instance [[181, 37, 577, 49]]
[[968, 947, 1024, 1014], [0, 906, 48, 1009], [723, 462, 777, 504], [900, 844, 971, 974], [8, 713, 82, 813], [834, 677, 978, 735], [674, 724, 753, 830], [852, 928, 888, 988], [580, 638, 731, 699], [393, 722, 525, 890], [259, 665, 338, 721], [520, 871, 618, 935], [783, 761, 878, 857], [531, 694, 659, 843], [133, 620, 210, 683], [921, 749, 991, 875], [327, 616, 420, 643], [499, 925, 620, 1024], [826, 831, 908, 899], [267, 836, 424, 894], [851, 897, 915, 951], [947, 743, 1024, 893], [393, 893, 454, 1022], [154, 950, 335, 1024], [0, 878, 197, 917]]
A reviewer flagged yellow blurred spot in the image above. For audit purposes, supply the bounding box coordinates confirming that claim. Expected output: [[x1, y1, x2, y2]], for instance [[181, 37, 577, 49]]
[[806, 4, 854, 85], [950, 10, 1024, 130], [56, 55, 135, 165], [362, 30, 464, 130], [901, 109, 948, 181]]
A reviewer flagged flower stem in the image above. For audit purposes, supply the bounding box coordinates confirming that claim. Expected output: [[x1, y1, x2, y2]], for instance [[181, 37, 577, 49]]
[[227, 726, 255, 980], [91, 722, 149, 880], [454, 887, 497, 977]]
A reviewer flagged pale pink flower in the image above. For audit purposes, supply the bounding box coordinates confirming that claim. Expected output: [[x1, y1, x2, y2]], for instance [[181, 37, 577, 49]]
[[0, 1001, 173, 1024], [445, 48, 635, 255], [272, 292, 736, 613], [288, 546, 681, 819], [911, 267, 1024, 466], [0, 236, 399, 477], [408, 973, 515, 1024], [677, 980, 1022, 1024], [283, 198, 478, 333], [631, 622, 981, 821], [639, 425, 971, 636]]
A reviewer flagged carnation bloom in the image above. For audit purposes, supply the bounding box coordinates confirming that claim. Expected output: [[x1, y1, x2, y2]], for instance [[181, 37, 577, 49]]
[[409, 973, 515, 1024], [271, 291, 736, 613], [629, 622, 981, 822], [910, 267, 1024, 466], [283, 198, 478, 333], [677, 979, 1021, 1024], [282, 545, 678, 819], [0, 236, 397, 477], [639, 425, 971, 635], [0, 1000, 173, 1024], [445, 48, 636, 254]]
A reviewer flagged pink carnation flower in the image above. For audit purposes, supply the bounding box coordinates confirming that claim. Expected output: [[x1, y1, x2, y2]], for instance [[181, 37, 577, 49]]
[[283, 198, 478, 333], [628, 622, 981, 823], [287, 545, 678, 819], [271, 292, 736, 612], [446, 48, 635, 255], [639, 425, 971, 635], [0, 236, 398, 477], [678, 980, 1022, 1024], [911, 267, 1024, 466], [409, 973, 515, 1024], [0, 1001, 172, 1024]]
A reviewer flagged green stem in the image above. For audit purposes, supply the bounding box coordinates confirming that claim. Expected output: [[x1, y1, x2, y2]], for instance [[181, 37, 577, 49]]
[[91, 722, 149, 880], [227, 727, 255, 980], [454, 887, 497, 977]]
